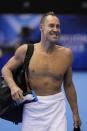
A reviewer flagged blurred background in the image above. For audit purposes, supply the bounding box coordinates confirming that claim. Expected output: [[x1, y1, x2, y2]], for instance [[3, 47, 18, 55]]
[[0, 0, 87, 131]]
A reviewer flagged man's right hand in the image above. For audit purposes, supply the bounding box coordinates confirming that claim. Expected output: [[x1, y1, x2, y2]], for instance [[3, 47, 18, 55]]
[[11, 86, 24, 102]]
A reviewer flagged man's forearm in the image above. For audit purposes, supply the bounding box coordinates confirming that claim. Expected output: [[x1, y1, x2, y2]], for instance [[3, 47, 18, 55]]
[[64, 84, 79, 115]]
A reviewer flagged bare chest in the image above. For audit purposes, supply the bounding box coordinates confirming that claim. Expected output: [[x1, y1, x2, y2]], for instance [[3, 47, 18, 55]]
[[29, 50, 69, 80]]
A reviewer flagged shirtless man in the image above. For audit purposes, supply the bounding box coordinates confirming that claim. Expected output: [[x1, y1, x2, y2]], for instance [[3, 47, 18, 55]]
[[1, 12, 81, 131]]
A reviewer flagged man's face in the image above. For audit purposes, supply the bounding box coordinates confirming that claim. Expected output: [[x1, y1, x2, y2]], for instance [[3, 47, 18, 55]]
[[41, 15, 61, 43]]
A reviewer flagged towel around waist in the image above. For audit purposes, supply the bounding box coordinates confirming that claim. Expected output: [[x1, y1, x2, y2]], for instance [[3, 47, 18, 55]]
[[37, 91, 65, 101]]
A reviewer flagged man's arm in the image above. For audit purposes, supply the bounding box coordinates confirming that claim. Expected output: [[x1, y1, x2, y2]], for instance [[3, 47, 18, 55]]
[[1, 44, 27, 101], [63, 50, 81, 127]]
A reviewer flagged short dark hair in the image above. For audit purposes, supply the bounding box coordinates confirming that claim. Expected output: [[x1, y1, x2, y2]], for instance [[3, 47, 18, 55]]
[[40, 11, 56, 24]]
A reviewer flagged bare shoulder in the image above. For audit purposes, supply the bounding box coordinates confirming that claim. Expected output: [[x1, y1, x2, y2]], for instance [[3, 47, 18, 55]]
[[1, 44, 29, 71], [63, 47, 72, 57], [14, 44, 28, 62], [56, 45, 72, 58]]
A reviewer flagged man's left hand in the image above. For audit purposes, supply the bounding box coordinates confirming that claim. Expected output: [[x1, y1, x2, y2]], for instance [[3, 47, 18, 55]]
[[73, 113, 81, 128]]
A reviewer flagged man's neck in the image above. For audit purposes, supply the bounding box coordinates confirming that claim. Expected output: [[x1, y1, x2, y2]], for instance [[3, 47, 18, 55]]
[[40, 42, 55, 53]]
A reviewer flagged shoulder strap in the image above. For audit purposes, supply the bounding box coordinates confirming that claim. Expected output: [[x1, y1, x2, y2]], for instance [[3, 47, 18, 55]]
[[24, 44, 34, 76], [24, 44, 34, 91]]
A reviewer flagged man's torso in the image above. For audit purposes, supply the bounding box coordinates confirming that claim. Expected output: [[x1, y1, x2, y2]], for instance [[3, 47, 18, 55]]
[[28, 44, 71, 96]]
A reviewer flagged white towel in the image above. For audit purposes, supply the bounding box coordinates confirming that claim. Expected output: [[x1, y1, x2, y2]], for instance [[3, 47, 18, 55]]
[[21, 92, 67, 131]]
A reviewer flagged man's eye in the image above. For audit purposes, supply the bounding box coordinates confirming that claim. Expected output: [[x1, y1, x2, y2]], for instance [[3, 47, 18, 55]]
[[50, 25, 54, 28]]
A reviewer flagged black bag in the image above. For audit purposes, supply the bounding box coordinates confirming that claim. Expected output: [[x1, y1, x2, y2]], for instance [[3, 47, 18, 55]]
[[0, 44, 34, 124]]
